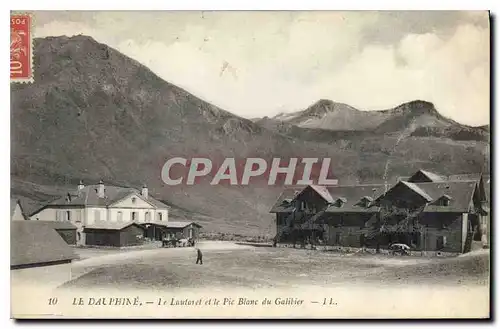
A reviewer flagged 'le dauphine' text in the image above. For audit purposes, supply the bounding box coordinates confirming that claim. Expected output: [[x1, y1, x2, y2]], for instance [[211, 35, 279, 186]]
[[71, 297, 307, 307]]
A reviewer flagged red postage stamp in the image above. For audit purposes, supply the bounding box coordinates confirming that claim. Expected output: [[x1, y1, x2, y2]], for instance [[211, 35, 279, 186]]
[[10, 13, 33, 83]]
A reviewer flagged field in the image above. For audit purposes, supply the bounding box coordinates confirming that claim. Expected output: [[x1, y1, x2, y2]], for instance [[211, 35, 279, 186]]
[[7, 241, 479, 318], [64, 241, 489, 291]]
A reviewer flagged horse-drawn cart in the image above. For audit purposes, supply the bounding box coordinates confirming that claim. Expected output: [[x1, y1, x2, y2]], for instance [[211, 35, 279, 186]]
[[161, 237, 196, 248]]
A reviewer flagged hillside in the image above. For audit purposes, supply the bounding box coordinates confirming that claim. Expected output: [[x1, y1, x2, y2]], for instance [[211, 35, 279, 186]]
[[10, 35, 490, 235]]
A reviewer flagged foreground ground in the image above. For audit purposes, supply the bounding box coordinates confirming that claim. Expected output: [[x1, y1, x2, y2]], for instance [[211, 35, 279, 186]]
[[62, 241, 489, 291]]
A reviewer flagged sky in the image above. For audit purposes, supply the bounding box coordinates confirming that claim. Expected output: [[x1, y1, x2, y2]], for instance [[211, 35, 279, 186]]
[[33, 11, 490, 126]]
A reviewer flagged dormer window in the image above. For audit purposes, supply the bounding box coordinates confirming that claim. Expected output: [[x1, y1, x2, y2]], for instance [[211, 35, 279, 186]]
[[360, 196, 373, 208], [335, 197, 347, 207], [439, 194, 452, 206]]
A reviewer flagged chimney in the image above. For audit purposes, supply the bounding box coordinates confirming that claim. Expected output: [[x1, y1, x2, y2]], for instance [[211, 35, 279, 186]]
[[141, 184, 148, 199], [78, 180, 85, 191], [98, 180, 105, 198]]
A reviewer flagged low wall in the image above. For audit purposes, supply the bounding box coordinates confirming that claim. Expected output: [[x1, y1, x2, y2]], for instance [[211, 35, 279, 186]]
[[275, 243, 460, 257]]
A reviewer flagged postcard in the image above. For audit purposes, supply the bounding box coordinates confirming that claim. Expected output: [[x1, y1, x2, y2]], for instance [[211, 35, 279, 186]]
[[10, 10, 490, 319]]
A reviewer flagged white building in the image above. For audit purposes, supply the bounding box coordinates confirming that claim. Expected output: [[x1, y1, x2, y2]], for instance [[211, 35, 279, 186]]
[[29, 181, 170, 245]]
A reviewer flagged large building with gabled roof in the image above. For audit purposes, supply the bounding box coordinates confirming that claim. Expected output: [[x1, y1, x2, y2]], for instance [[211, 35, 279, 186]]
[[270, 169, 489, 254], [29, 180, 170, 246]]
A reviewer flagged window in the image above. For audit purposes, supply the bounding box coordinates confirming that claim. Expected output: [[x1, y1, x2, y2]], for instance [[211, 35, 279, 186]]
[[145, 212, 151, 222], [335, 232, 342, 245], [132, 197, 137, 204], [436, 236, 447, 250], [95, 210, 101, 222], [157, 212, 163, 221], [132, 212, 137, 221], [66, 211, 71, 221], [359, 234, 365, 247], [117, 211, 123, 222]]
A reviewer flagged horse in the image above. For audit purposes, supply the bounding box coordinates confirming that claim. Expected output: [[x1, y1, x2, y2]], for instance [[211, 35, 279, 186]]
[[177, 238, 189, 247]]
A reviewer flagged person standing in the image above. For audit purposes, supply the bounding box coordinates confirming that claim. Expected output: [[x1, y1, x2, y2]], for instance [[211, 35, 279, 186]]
[[195, 247, 203, 265]]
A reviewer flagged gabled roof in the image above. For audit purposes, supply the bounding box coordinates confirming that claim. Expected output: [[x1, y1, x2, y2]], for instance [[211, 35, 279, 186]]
[[271, 184, 386, 214], [324, 184, 385, 213], [408, 170, 446, 183], [84, 221, 145, 231], [30, 220, 77, 230], [416, 181, 477, 213], [309, 185, 334, 203], [448, 173, 483, 181], [165, 221, 202, 229], [10, 199, 19, 218], [10, 198, 29, 220], [31, 184, 170, 216], [400, 181, 434, 202], [271, 176, 479, 215], [11, 221, 77, 267], [269, 187, 302, 213]]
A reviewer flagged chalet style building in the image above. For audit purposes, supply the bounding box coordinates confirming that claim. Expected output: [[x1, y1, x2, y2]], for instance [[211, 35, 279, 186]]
[[29, 181, 170, 246], [270, 170, 489, 255]]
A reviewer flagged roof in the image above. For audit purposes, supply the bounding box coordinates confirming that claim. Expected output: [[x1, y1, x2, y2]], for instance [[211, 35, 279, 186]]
[[84, 221, 145, 230], [416, 181, 477, 212], [11, 221, 77, 267], [377, 180, 476, 212], [10, 198, 29, 220], [448, 173, 483, 181], [400, 172, 485, 183], [30, 220, 77, 230], [164, 221, 202, 229], [271, 178, 478, 215], [400, 181, 434, 202], [309, 185, 335, 203], [269, 187, 302, 213], [31, 184, 170, 216], [324, 185, 385, 213], [271, 184, 386, 214], [408, 170, 446, 183], [10, 199, 18, 218]]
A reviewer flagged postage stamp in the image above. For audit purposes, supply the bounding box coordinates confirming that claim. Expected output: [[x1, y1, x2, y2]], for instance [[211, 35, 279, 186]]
[[10, 13, 33, 83], [9, 10, 491, 320]]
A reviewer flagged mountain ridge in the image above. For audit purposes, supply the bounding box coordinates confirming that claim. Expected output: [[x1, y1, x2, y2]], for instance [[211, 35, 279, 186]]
[[255, 98, 488, 142]]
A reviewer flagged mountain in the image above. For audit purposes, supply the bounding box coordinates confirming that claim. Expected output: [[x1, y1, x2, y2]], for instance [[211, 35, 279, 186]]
[[262, 99, 489, 142], [271, 99, 390, 131], [10, 35, 347, 235], [10, 36, 490, 236]]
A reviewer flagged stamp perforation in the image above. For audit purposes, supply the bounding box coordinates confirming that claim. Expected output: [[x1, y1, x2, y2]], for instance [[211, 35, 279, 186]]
[[10, 11, 34, 84]]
